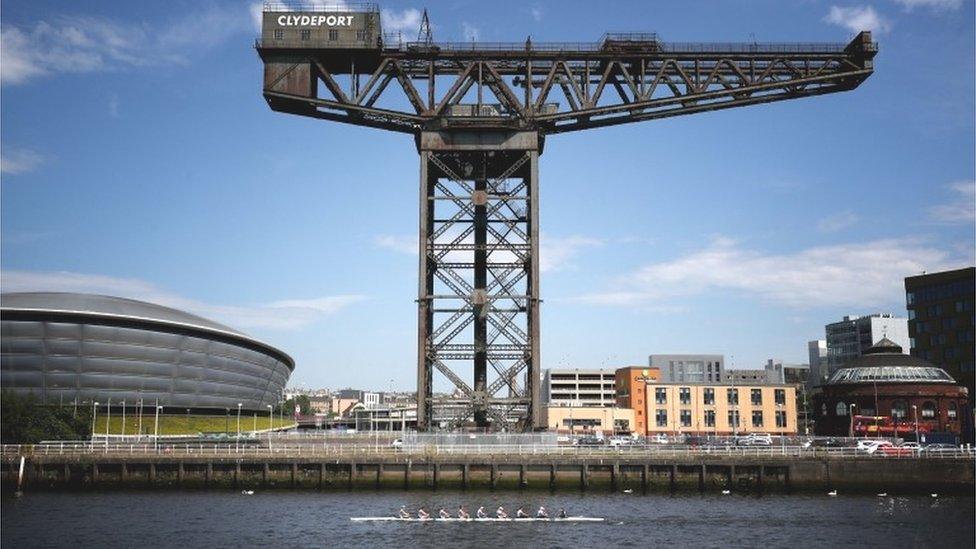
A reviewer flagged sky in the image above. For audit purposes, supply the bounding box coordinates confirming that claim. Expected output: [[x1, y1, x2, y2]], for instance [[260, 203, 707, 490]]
[[1, 0, 974, 391]]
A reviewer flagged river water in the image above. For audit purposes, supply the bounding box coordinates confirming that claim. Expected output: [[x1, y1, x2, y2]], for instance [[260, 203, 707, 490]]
[[2, 491, 973, 548]]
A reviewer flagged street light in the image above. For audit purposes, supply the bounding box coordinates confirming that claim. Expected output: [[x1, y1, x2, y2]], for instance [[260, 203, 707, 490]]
[[849, 403, 857, 438], [912, 404, 920, 444], [121, 401, 126, 438], [266, 404, 274, 451], [153, 402, 162, 452], [91, 401, 99, 445], [236, 403, 243, 453], [105, 397, 111, 450]]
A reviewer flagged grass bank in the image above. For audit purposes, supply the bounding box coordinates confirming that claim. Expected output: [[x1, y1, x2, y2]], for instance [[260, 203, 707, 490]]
[[92, 414, 295, 436]]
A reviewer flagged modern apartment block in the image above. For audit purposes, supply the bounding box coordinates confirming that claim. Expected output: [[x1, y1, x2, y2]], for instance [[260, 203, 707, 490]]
[[905, 267, 976, 395], [824, 314, 909, 377], [650, 354, 725, 383], [542, 368, 617, 407], [724, 369, 770, 384], [642, 382, 797, 436], [764, 359, 810, 385]]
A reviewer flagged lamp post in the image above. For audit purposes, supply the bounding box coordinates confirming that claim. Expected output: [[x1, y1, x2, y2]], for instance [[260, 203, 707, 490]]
[[105, 397, 111, 450], [121, 401, 126, 438], [849, 403, 856, 438], [266, 404, 273, 451], [91, 401, 99, 445], [912, 404, 919, 444], [137, 398, 143, 438], [236, 403, 242, 453], [153, 402, 162, 452]]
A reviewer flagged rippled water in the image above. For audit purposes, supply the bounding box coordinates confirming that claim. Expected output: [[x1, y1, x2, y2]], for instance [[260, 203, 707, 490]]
[[2, 491, 972, 548]]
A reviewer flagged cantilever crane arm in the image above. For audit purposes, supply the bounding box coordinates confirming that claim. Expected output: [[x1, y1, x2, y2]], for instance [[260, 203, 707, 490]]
[[258, 31, 876, 136]]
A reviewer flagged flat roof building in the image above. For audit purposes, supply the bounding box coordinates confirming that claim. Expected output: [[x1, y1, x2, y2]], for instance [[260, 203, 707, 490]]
[[543, 368, 617, 407], [643, 382, 797, 436], [905, 267, 975, 396], [543, 405, 636, 435], [824, 314, 908, 380], [614, 366, 660, 436], [651, 354, 725, 383]]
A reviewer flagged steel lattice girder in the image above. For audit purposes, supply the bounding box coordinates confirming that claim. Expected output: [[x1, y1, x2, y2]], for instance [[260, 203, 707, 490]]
[[416, 138, 541, 431], [258, 32, 876, 135]]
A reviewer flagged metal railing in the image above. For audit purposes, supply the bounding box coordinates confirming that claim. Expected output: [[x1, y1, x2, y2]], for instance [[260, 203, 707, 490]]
[[3, 443, 973, 460], [262, 1, 378, 12]]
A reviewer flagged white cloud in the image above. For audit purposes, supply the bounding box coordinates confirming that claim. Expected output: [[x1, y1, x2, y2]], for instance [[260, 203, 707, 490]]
[[817, 210, 860, 233], [374, 234, 417, 255], [381, 8, 423, 35], [891, 0, 962, 11], [461, 22, 480, 42], [575, 236, 959, 309], [108, 93, 120, 118], [540, 235, 602, 273], [0, 270, 364, 331], [530, 6, 544, 22], [824, 5, 891, 34], [0, 146, 44, 175], [1, 6, 250, 86], [927, 180, 976, 224]]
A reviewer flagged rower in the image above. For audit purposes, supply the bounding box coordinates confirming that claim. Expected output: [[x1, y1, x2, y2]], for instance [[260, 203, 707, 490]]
[[557, 508, 567, 519], [417, 507, 430, 520], [516, 507, 529, 519], [476, 506, 488, 519], [458, 506, 470, 519], [496, 506, 508, 519], [438, 508, 451, 519], [397, 506, 411, 519], [537, 506, 549, 519]]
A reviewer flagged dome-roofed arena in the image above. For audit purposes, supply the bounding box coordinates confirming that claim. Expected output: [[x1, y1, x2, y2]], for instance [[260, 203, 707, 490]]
[[0, 292, 293, 410]]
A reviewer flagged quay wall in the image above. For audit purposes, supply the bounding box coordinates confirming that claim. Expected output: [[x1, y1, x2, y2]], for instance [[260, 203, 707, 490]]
[[4, 454, 973, 494]]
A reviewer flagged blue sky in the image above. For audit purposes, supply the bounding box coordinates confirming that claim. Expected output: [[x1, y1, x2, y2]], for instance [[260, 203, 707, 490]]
[[2, 0, 973, 391]]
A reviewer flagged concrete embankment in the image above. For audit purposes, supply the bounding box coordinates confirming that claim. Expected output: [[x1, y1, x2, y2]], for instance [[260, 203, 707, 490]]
[[4, 453, 974, 494]]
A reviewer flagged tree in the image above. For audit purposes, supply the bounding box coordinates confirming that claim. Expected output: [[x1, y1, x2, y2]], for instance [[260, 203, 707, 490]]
[[1, 390, 93, 443]]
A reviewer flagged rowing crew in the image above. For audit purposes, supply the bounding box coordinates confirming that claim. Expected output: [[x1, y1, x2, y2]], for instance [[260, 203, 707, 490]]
[[398, 505, 568, 520]]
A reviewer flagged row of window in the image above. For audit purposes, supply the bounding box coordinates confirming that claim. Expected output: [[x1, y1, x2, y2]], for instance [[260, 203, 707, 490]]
[[654, 409, 788, 428], [906, 281, 972, 305], [272, 29, 369, 41], [654, 387, 786, 406], [831, 400, 958, 419]]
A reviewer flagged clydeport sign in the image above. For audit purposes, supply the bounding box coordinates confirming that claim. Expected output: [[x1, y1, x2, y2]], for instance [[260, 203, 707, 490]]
[[274, 14, 356, 26]]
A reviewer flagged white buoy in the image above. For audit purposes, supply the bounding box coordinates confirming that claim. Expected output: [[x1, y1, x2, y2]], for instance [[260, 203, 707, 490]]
[[242, 490, 254, 495], [721, 490, 731, 495], [877, 493, 887, 497], [931, 493, 938, 498], [827, 490, 838, 496], [623, 489, 633, 494]]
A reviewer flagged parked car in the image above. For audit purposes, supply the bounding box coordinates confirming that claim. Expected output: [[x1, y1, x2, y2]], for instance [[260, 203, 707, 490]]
[[574, 436, 605, 447], [922, 443, 958, 455], [856, 440, 892, 454], [737, 433, 773, 446], [390, 438, 403, 450], [608, 435, 635, 447], [648, 434, 670, 444]]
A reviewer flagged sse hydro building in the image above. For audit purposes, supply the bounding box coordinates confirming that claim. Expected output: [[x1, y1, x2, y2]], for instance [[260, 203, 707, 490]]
[[0, 293, 294, 410]]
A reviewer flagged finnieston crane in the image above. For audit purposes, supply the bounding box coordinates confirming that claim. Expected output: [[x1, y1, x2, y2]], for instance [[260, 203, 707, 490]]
[[256, 3, 876, 432]]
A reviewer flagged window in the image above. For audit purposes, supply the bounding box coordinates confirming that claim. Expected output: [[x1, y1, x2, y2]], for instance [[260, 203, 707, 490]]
[[727, 410, 740, 429], [774, 389, 786, 406], [908, 309, 916, 320], [704, 410, 715, 427], [273, 29, 284, 40], [921, 401, 936, 418], [655, 388, 667, 405], [948, 402, 958, 419], [917, 321, 926, 334], [300, 29, 311, 41], [703, 388, 715, 405], [679, 387, 691, 405], [891, 400, 908, 419], [943, 318, 957, 330], [680, 410, 692, 427], [821, 403, 827, 416], [328, 29, 338, 41], [836, 402, 848, 416], [752, 410, 763, 428], [655, 409, 668, 427], [906, 291, 915, 305], [751, 389, 762, 406], [727, 388, 738, 405], [775, 411, 787, 428], [356, 30, 367, 41]]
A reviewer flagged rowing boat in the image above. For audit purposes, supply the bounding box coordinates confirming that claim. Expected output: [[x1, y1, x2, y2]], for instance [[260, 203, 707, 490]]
[[350, 517, 604, 522]]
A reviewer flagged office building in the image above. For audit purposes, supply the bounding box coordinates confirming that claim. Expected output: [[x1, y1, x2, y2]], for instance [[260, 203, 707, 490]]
[[543, 406, 636, 435], [651, 354, 725, 383], [905, 267, 975, 395], [724, 369, 770, 384], [542, 368, 617, 407], [642, 382, 797, 436], [824, 314, 908, 378], [764, 359, 810, 385]]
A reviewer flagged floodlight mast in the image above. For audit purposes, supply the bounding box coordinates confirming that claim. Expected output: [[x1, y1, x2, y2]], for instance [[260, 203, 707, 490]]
[[256, 3, 876, 431]]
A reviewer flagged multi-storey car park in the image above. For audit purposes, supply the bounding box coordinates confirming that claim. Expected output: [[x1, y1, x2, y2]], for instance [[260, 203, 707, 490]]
[[256, 2, 876, 430]]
